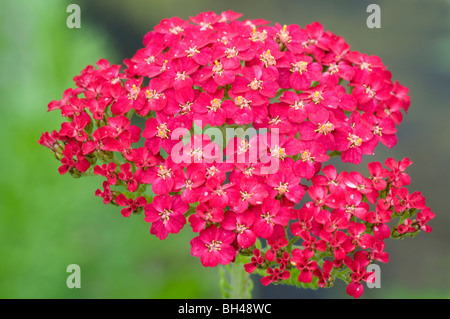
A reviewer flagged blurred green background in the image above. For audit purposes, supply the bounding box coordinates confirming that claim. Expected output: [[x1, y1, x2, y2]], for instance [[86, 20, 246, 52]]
[[0, 0, 449, 299]]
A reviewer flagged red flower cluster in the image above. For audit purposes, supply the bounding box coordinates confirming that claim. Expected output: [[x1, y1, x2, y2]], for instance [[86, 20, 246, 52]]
[[243, 157, 434, 298], [39, 11, 434, 298]]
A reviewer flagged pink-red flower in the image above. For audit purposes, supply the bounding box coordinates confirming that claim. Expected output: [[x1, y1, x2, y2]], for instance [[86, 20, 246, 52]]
[[190, 225, 237, 267], [221, 209, 257, 249], [291, 249, 318, 283], [116, 194, 147, 218], [144, 194, 188, 240], [252, 198, 290, 239]]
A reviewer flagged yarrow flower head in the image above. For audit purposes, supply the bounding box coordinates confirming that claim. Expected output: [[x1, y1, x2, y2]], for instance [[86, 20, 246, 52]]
[[39, 10, 435, 298]]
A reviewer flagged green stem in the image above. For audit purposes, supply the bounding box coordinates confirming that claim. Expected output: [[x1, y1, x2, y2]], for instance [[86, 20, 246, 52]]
[[287, 236, 301, 251], [327, 150, 342, 158], [220, 262, 253, 299], [233, 262, 252, 299]]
